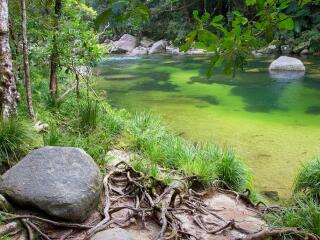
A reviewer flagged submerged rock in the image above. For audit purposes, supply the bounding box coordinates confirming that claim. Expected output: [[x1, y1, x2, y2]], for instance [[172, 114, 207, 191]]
[[0, 147, 102, 222], [261, 191, 279, 201], [149, 40, 167, 54], [269, 56, 305, 71], [90, 228, 134, 240]]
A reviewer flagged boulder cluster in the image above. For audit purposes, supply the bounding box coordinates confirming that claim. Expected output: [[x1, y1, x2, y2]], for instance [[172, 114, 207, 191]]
[[104, 34, 204, 56]]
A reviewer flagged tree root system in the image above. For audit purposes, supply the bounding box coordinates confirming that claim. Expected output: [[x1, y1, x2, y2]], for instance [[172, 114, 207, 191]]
[[0, 161, 318, 240]]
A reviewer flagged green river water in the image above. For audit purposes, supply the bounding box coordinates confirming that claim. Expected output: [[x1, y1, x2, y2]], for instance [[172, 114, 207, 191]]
[[96, 55, 320, 198]]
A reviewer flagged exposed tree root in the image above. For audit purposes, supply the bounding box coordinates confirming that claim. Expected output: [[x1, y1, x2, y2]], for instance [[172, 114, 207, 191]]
[[240, 227, 320, 240], [0, 161, 318, 240]]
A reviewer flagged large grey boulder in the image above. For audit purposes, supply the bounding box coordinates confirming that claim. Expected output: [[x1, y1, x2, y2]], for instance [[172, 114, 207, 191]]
[[269, 56, 305, 71], [149, 40, 167, 54], [0, 147, 102, 222], [114, 34, 138, 53], [90, 228, 134, 240]]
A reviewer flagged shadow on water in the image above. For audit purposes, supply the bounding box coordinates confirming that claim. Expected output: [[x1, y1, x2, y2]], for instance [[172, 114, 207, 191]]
[[192, 95, 220, 105], [230, 83, 289, 112], [305, 106, 320, 115]]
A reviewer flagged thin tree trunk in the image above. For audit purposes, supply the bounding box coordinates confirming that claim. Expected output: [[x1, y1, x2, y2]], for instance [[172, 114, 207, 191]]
[[20, 0, 35, 120], [9, 17, 23, 81], [75, 73, 80, 99], [49, 0, 62, 100], [0, 0, 19, 118]]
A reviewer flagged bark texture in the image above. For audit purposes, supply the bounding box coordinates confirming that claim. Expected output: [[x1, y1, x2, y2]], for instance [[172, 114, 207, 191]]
[[0, 0, 19, 118], [49, 0, 62, 99], [21, 0, 35, 119]]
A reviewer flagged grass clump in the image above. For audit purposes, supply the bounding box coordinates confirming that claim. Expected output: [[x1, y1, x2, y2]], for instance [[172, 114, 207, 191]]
[[123, 111, 250, 191], [294, 158, 320, 199], [0, 118, 39, 166], [79, 100, 100, 131], [266, 197, 320, 237], [214, 149, 249, 191]]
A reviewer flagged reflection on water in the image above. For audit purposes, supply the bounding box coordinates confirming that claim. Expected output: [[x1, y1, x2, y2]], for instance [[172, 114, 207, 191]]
[[96, 55, 320, 198]]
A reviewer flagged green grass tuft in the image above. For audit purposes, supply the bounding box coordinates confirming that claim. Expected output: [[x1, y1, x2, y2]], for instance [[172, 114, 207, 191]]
[[0, 118, 38, 165], [294, 158, 320, 198], [79, 100, 100, 131], [214, 149, 248, 191]]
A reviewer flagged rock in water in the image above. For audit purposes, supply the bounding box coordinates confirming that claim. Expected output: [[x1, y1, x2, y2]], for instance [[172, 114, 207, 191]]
[[269, 56, 305, 71], [0, 147, 102, 222], [90, 228, 134, 240], [149, 40, 167, 54], [129, 46, 149, 56], [114, 34, 138, 53]]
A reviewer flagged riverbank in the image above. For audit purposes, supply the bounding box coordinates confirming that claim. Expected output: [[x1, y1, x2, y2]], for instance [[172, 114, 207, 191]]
[[95, 54, 320, 198], [0, 67, 319, 239]]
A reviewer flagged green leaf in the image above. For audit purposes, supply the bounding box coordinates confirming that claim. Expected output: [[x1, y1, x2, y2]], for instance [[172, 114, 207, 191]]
[[278, 13, 294, 30], [245, 0, 256, 6], [180, 30, 197, 52], [211, 15, 223, 23]]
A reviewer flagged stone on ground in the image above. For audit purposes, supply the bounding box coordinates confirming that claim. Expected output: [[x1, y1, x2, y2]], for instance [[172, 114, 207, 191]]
[[0, 146, 102, 222], [269, 56, 305, 71], [106, 149, 135, 166], [90, 228, 134, 240]]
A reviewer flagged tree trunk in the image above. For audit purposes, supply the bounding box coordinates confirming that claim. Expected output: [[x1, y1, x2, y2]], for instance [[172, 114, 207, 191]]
[[0, 0, 19, 118], [49, 0, 62, 100], [21, 0, 35, 120]]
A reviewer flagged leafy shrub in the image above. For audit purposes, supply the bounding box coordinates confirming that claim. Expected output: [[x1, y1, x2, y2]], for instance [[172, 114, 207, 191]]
[[0, 119, 38, 165], [294, 158, 320, 198]]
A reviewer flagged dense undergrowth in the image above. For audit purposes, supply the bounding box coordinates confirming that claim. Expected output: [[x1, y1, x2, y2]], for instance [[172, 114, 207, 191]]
[[1, 69, 320, 238]]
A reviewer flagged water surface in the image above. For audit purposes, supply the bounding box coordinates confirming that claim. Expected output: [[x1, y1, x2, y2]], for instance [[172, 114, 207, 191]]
[[96, 55, 320, 198]]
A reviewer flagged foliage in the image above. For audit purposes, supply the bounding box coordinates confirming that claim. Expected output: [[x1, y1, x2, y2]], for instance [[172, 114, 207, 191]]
[[294, 158, 320, 198], [0, 118, 39, 166], [181, 0, 297, 76], [266, 197, 320, 237]]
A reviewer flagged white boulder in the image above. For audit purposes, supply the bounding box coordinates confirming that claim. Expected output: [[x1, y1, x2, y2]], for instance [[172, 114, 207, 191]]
[[269, 56, 305, 71]]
